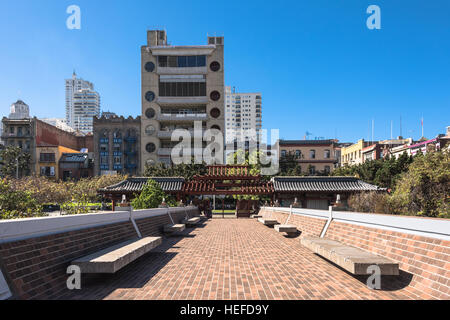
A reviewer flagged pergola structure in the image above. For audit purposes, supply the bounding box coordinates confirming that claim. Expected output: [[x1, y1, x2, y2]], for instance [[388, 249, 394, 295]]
[[182, 165, 274, 218], [182, 165, 274, 196]]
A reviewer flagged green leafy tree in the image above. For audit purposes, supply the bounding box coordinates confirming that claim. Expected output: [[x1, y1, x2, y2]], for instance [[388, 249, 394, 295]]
[[0, 146, 31, 177], [131, 179, 172, 209], [389, 150, 450, 218], [144, 160, 207, 180], [332, 152, 413, 189], [0, 178, 42, 219]]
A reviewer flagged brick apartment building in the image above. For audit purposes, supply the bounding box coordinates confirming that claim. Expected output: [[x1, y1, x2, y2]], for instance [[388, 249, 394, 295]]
[[278, 139, 339, 174], [1, 117, 93, 178]]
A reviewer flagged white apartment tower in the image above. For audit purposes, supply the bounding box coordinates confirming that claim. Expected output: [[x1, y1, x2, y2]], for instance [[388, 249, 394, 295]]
[[140, 30, 225, 168], [225, 86, 262, 143], [72, 88, 100, 133], [65, 72, 100, 132]]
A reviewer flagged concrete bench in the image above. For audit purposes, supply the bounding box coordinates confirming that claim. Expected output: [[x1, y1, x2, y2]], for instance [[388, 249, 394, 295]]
[[301, 237, 399, 275], [182, 217, 201, 227], [258, 218, 279, 226], [163, 224, 186, 235], [72, 237, 162, 274], [274, 224, 298, 237]]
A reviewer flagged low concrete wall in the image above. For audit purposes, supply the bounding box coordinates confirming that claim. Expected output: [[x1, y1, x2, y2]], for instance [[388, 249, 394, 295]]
[[259, 206, 450, 299], [0, 206, 199, 300]]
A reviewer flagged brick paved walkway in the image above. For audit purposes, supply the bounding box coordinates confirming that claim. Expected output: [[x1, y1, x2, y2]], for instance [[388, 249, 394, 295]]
[[62, 219, 425, 300]]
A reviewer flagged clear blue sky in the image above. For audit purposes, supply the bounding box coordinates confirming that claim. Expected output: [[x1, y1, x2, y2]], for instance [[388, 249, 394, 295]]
[[0, 0, 449, 142]]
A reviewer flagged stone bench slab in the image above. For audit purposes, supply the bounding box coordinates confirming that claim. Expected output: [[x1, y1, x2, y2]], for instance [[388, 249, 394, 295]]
[[72, 237, 162, 274], [182, 217, 201, 226], [163, 224, 186, 234], [301, 237, 399, 275], [275, 224, 298, 234], [258, 218, 279, 226]]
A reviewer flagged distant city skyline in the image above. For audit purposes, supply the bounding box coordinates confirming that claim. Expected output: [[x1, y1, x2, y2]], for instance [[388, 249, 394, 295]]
[[0, 0, 449, 143]]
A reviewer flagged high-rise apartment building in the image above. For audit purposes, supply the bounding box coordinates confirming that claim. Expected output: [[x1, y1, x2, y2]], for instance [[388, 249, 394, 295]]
[[224, 86, 262, 143], [65, 72, 99, 132], [140, 30, 225, 169], [72, 88, 101, 133], [40, 118, 75, 133]]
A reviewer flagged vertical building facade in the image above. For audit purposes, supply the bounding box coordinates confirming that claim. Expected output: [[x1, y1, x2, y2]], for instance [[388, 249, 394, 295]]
[[72, 88, 101, 133], [93, 115, 141, 176], [278, 139, 339, 174], [65, 72, 100, 132], [140, 30, 225, 169], [1, 117, 93, 177], [224, 86, 262, 144]]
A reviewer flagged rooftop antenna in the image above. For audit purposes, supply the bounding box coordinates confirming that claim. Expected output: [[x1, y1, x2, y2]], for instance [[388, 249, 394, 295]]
[[372, 118, 374, 143], [421, 116, 424, 138], [390, 120, 393, 139], [400, 115, 403, 137]]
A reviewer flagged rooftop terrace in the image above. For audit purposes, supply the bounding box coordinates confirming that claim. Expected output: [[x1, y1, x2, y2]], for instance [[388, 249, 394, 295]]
[[60, 218, 426, 300], [0, 206, 448, 300]]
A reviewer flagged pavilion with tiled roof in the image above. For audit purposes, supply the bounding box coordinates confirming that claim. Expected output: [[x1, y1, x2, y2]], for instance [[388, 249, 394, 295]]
[[98, 166, 384, 212], [271, 176, 385, 209]]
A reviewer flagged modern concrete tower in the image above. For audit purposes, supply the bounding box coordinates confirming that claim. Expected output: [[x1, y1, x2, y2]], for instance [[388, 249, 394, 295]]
[[140, 30, 225, 170], [65, 72, 95, 129]]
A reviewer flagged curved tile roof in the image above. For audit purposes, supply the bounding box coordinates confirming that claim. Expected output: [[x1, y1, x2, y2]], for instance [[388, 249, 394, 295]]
[[99, 177, 185, 193], [271, 176, 384, 192]]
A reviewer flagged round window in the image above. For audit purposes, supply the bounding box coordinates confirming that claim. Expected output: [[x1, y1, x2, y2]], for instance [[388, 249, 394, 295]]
[[210, 91, 221, 101], [146, 143, 156, 153], [210, 61, 221, 72], [145, 91, 155, 102], [210, 108, 221, 119], [211, 125, 221, 131], [145, 62, 155, 72], [145, 125, 156, 136], [145, 108, 156, 119]]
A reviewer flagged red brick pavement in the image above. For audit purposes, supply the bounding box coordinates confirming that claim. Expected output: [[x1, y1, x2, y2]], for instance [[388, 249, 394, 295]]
[[61, 219, 427, 300]]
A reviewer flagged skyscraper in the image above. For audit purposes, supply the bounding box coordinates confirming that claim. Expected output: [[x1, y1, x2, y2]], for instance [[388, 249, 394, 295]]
[[65, 72, 99, 131], [72, 88, 100, 133], [140, 30, 225, 169], [224, 86, 262, 143]]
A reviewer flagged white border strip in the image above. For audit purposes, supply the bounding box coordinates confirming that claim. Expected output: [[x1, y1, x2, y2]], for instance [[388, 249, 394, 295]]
[[262, 207, 450, 241], [0, 207, 198, 244], [0, 269, 11, 300]]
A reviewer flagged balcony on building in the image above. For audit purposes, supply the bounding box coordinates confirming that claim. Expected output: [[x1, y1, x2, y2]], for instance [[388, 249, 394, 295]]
[[157, 112, 208, 122], [124, 136, 137, 143], [157, 96, 209, 106], [157, 128, 206, 139], [125, 163, 137, 169], [157, 148, 205, 156]]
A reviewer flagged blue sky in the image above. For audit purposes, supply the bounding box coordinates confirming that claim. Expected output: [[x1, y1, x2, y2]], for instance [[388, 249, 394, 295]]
[[0, 0, 449, 142]]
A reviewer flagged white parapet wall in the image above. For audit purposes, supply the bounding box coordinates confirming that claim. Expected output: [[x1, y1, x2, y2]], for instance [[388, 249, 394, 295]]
[[261, 206, 450, 241], [0, 270, 12, 300], [0, 206, 198, 244]]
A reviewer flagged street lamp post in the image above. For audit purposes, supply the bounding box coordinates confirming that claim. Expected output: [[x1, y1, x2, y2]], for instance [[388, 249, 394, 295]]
[[15, 156, 19, 179]]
